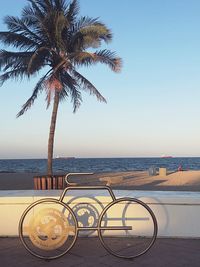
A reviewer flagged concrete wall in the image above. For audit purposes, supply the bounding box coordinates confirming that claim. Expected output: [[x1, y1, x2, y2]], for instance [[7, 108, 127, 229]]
[[0, 190, 200, 238]]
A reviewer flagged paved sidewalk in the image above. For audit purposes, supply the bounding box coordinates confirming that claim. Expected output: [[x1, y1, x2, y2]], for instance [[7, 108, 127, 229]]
[[0, 237, 200, 267]]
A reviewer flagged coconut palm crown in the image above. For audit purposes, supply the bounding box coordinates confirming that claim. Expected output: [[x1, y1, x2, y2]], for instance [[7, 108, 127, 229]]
[[0, 0, 122, 175]]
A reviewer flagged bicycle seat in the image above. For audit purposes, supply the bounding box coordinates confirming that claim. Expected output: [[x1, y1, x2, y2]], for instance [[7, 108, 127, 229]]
[[65, 172, 93, 186], [99, 176, 123, 186]]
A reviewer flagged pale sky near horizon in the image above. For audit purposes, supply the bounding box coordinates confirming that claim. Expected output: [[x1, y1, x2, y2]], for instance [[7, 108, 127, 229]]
[[1, 0, 200, 159]]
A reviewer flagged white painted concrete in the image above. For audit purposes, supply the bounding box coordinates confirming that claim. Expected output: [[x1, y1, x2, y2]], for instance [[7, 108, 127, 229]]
[[0, 190, 200, 238]]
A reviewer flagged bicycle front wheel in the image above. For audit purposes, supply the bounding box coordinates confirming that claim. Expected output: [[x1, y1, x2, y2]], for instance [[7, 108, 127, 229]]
[[98, 197, 157, 259], [19, 199, 78, 260]]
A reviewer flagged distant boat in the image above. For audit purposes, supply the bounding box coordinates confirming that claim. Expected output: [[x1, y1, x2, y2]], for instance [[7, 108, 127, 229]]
[[161, 155, 173, 158], [54, 156, 76, 160]]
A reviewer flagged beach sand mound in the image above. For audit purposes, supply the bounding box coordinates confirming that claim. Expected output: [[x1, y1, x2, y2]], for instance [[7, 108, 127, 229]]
[[158, 170, 200, 186], [1, 170, 200, 191]]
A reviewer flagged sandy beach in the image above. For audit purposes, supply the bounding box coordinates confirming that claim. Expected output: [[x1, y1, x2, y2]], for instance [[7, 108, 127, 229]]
[[1, 170, 200, 191]]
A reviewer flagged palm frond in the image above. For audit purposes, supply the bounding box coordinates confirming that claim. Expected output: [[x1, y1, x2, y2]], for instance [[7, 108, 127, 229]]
[[60, 71, 82, 112], [54, 58, 68, 72], [93, 50, 122, 72], [0, 31, 37, 49], [27, 0, 46, 20], [54, 0, 68, 12], [21, 5, 48, 43], [17, 74, 47, 117], [32, 0, 52, 14], [59, 86, 68, 101], [0, 67, 28, 85], [27, 47, 50, 74], [70, 51, 95, 62], [71, 69, 106, 103], [54, 11, 68, 49], [0, 50, 33, 71], [72, 16, 100, 32], [4, 16, 42, 43], [68, 19, 112, 51], [71, 49, 122, 72], [66, 0, 79, 23], [70, 87, 82, 112], [80, 23, 112, 45]]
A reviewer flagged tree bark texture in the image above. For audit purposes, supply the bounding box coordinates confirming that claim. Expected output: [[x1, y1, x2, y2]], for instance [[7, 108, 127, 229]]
[[47, 91, 60, 175]]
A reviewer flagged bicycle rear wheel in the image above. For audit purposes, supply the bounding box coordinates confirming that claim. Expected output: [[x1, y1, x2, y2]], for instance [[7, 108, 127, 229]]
[[19, 199, 78, 260], [98, 197, 157, 259]]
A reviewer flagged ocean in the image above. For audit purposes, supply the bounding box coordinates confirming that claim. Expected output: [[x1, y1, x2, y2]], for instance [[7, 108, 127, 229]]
[[0, 157, 200, 173]]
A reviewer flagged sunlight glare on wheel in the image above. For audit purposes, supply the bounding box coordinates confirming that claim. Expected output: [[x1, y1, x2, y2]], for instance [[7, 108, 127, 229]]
[[20, 200, 77, 259]]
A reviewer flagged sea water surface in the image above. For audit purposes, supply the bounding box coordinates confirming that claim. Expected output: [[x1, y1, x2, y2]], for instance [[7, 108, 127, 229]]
[[0, 157, 200, 173]]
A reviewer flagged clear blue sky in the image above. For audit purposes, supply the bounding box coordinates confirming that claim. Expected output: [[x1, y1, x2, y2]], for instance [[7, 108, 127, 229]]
[[1, 0, 200, 159]]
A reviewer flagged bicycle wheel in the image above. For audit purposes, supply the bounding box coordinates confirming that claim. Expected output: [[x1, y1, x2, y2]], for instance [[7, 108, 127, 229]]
[[98, 197, 157, 259], [19, 198, 78, 260]]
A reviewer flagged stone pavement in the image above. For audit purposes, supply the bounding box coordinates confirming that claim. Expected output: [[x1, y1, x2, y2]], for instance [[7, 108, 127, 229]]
[[0, 237, 200, 267]]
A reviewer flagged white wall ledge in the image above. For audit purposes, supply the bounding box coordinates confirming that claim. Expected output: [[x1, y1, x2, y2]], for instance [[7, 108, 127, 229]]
[[0, 190, 200, 238]]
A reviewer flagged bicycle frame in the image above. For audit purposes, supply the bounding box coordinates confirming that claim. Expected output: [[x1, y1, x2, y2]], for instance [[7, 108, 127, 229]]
[[19, 172, 158, 260], [59, 173, 132, 232]]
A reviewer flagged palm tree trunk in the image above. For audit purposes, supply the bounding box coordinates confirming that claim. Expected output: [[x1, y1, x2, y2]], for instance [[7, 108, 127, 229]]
[[47, 91, 60, 175]]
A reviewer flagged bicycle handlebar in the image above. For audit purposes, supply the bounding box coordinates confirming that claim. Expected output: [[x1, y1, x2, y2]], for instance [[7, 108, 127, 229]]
[[65, 172, 94, 185]]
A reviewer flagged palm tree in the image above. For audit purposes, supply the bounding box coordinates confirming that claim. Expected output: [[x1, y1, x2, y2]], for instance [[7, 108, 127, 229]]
[[0, 0, 122, 176]]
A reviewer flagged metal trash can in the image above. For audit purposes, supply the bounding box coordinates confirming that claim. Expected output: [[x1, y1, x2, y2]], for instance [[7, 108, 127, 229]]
[[148, 167, 157, 176]]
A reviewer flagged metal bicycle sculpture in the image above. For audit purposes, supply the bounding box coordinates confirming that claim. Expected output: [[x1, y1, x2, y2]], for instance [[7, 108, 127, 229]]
[[19, 173, 158, 260]]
